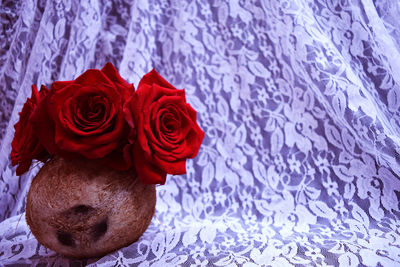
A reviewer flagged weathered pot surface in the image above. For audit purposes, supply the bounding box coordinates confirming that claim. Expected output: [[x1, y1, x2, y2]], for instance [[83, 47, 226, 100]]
[[26, 157, 156, 258]]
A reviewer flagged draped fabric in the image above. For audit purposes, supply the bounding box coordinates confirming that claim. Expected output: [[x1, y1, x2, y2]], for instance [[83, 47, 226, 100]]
[[1, 0, 400, 266]]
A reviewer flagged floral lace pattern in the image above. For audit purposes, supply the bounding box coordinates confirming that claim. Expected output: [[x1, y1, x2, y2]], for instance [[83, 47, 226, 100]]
[[1, 0, 400, 266]]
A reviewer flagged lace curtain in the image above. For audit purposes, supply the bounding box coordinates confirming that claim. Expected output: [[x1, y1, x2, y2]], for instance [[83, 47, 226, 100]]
[[1, 0, 400, 266]]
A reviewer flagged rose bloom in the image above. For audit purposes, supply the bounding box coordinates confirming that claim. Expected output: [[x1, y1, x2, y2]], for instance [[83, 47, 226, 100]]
[[11, 85, 49, 175], [124, 69, 204, 184], [31, 63, 134, 170]]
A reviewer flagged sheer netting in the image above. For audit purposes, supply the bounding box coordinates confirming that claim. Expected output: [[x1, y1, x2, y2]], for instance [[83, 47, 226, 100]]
[[1, 0, 400, 266]]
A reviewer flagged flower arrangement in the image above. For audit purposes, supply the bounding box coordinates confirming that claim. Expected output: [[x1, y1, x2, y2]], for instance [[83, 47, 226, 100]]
[[10, 63, 205, 258], [11, 63, 204, 184]]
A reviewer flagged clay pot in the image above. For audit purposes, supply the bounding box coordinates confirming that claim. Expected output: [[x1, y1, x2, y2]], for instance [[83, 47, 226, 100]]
[[26, 157, 156, 258]]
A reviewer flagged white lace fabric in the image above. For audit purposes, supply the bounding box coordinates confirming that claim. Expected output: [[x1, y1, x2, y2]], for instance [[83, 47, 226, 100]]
[[1, 0, 400, 266]]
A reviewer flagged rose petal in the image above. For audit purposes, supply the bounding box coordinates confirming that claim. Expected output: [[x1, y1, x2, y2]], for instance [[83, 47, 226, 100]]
[[16, 160, 31, 176], [52, 80, 74, 92], [152, 153, 187, 175], [11, 85, 50, 175], [134, 143, 167, 184], [31, 88, 57, 154], [74, 69, 114, 87], [123, 95, 136, 129], [39, 85, 50, 97], [150, 105, 182, 149], [54, 125, 116, 159], [62, 94, 114, 136], [101, 62, 134, 101], [146, 105, 197, 159], [54, 112, 126, 159], [135, 83, 185, 113], [99, 141, 133, 171], [138, 69, 175, 90], [130, 91, 152, 157]]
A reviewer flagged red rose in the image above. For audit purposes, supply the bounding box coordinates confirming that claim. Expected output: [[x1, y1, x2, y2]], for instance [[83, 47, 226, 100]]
[[11, 85, 49, 175], [31, 63, 134, 169], [124, 69, 205, 184]]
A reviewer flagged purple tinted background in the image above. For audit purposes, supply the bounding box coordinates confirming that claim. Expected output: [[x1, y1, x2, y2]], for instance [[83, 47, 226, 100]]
[[1, 0, 400, 266]]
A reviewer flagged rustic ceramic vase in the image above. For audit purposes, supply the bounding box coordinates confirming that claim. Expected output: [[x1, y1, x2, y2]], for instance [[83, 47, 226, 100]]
[[26, 157, 156, 258]]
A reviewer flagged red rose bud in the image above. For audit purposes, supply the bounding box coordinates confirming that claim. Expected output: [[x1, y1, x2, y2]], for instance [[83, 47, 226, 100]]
[[124, 69, 205, 184], [11, 85, 50, 175]]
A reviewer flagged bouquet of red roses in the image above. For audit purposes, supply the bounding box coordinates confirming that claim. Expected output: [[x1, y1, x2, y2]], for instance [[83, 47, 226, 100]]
[[11, 62, 204, 184], [9, 63, 205, 258]]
